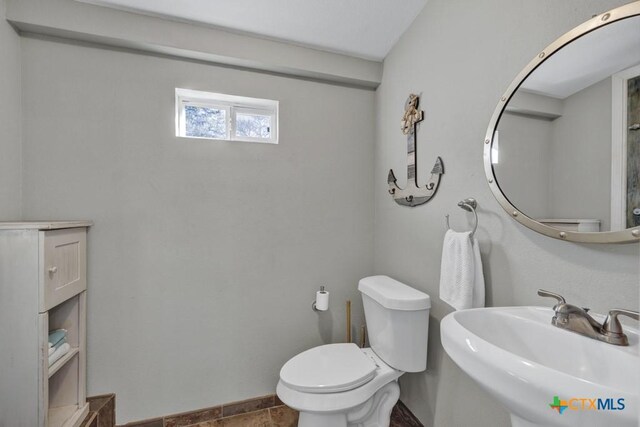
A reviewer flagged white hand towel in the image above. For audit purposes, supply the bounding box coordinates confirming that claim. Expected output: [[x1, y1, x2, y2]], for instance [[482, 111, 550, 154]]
[[48, 343, 71, 366], [471, 237, 485, 309], [439, 229, 485, 310]]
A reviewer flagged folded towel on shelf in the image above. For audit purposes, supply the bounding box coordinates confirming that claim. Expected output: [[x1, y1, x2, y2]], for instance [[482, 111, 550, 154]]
[[51, 337, 67, 352], [439, 229, 485, 310], [48, 342, 71, 366], [48, 329, 67, 347]]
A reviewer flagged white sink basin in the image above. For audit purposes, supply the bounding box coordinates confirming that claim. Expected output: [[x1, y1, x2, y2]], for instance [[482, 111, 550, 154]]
[[441, 306, 639, 427]]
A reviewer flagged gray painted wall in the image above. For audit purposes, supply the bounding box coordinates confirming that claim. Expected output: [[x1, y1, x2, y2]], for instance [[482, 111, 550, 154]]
[[375, 1, 639, 426], [550, 77, 612, 230], [0, 0, 22, 219], [494, 113, 553, 218], [20, 37, 373, 423]]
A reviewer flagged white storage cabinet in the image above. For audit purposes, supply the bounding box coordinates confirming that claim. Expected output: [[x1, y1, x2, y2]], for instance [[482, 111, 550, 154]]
[[0, 221, 91, 427]]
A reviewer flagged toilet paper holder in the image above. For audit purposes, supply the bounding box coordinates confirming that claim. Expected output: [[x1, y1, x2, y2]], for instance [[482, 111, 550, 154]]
[[312, 286, 329, 312]]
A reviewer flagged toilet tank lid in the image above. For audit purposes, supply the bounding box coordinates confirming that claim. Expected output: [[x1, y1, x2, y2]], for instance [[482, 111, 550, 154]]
[[358, 275, 430, 311]]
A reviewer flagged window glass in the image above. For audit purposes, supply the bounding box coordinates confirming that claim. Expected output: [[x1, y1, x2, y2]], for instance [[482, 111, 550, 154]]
[[185, 105, 227, 139], [235, 113, 271, 139]]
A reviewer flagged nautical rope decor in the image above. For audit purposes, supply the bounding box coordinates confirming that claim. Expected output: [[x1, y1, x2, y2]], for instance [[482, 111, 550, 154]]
[[400, 94, 422, 135], [388, 93, 444, 207]]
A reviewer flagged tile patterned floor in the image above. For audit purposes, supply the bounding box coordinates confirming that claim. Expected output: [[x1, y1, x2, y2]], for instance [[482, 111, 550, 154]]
[[117, 394, 423, 427], [167, 406, 296, 427], [186, 402, 421, 427], [390, 400, 424, 427]]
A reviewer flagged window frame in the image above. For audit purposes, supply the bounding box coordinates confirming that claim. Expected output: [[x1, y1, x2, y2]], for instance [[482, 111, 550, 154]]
[[175, 88, 279, 144]]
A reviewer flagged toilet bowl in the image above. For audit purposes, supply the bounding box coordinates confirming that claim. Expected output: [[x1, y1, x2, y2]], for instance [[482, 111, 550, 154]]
[[277, 345, 402, 427], [277, 276, 430, 427]]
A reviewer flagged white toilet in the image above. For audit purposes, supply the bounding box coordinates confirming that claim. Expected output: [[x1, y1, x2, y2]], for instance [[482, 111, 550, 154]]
[[277, 275, 430, 427]]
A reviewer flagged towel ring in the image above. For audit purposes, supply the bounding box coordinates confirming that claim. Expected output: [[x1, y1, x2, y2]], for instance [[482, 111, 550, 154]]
[[445, 198, 478, 237]]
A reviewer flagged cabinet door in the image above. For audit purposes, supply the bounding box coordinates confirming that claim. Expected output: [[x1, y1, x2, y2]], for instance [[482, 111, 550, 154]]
[[39, 229, 87, 312]]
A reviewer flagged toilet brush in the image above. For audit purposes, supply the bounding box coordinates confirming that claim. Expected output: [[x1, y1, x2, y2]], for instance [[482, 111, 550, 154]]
[[346, 300, 351, 343]]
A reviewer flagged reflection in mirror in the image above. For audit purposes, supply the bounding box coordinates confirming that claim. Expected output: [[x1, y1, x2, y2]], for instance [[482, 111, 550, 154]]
[[493, 15, 640, 233]]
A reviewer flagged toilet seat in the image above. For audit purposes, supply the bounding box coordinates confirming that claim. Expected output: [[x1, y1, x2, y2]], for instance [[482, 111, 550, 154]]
[[277, 347, 404, 414], [279, 343, 377, 393]]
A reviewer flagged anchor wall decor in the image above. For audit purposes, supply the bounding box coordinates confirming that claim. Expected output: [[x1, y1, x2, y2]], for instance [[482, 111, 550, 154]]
[[388, 94, 443, 207]]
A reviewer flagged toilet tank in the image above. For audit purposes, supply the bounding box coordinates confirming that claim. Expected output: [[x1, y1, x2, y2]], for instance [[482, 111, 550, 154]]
[[358, 275, 430, 372]]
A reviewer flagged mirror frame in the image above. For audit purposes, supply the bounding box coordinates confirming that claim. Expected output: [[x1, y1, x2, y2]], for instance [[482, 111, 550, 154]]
[[484, 1, 640, 244]]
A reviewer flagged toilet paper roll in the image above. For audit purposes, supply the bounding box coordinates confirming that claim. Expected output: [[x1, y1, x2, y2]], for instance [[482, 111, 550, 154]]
[[315, 291, 329, 311]]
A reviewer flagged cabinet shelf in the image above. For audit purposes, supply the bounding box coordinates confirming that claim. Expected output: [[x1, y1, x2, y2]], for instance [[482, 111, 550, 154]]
[[48, 347, 79, 379], [48, 404, 77, 427], [48, 403, 88, 427]]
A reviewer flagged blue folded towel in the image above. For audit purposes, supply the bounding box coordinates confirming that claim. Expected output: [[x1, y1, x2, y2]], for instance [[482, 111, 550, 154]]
[[48, 329, 67, 347]]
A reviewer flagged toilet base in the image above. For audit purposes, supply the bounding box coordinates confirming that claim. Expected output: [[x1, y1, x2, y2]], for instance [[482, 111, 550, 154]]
[[297, 381, 400, 427], [299, 412, 348, 427]]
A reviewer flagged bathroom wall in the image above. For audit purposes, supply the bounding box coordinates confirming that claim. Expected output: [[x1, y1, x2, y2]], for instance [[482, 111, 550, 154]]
[[550, 77, 612, 230], [20, 37, 373, 423], [374, 0, 639, 426], [493, 113, 553, 219], [0, 0, 22, 219]]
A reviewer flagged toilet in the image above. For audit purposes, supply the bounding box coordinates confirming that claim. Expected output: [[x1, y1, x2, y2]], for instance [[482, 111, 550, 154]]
[[277, 275, 430, 427]]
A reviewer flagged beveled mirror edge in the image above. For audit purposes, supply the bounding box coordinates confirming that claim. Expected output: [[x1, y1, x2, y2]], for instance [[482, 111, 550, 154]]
[[484, 1, 640, 244]]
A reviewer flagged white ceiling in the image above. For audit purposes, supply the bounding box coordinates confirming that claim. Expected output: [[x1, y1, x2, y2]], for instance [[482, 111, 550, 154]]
[[76, 0, 427, 61]]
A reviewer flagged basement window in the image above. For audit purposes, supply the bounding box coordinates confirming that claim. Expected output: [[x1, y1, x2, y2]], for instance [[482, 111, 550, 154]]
[[176, 88, 278, 144]]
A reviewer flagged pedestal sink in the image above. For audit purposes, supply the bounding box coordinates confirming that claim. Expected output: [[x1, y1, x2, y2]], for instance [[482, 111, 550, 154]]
[[441, 307, 639, 427]]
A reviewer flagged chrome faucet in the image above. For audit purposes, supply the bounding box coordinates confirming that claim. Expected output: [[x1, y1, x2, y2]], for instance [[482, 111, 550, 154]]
[[538, 289, 639, 346]]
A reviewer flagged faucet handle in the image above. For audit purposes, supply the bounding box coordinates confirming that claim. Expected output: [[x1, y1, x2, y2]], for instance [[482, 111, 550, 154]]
[[537, 289, 566, 306], [603, 309, 640, 336]]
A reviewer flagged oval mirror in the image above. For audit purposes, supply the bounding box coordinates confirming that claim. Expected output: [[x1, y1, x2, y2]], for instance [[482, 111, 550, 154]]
[[485, 2, 640, 243]]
